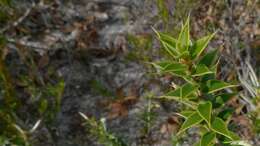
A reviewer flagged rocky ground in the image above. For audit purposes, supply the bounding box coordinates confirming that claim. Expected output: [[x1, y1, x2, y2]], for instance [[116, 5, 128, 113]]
[[1, 0, 259, 146]]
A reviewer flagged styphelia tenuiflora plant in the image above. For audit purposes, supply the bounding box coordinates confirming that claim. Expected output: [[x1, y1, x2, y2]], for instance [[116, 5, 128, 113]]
[[152, 17, 251, 146]]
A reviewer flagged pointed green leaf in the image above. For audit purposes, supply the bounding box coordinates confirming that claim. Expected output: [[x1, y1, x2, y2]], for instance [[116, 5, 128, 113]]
[[170, 70, 188, 79], [165, 83, 198, 99], [179, 111, 194, 118], [166, 87, 181, 97], [152, 61, 188, 73], [197, 101, 212, 125], [192, 64, 214, 77], [209, 60, 219, 75], [182, 83, 198, 98], [178, 17, 190, 52], [163, 62, 188, 72], [207, 80, 237, 93], [192, 32, 216, 59], [178, 111, 203, 134], [213, 93, 236, 108], [183, 75, 196, 85], [158, 32, 178, 47], [158, 32, 179, 56], [230, 141, 251, 146], [222, 131, 241, 144], [200, 73, 216, 84], [214, 96, 225, 107], [160, 94, 197, 109], [198, 49, 218, 67], [152, 28, 180, 57], [228, 131, 240, 141], [153, 62, 189, 81], [177, 51, 190, 59], [211, 117, 232, 139], [200, 132, 216, 146], [218, 108, 234, 121], [215, 93, 236, 102]]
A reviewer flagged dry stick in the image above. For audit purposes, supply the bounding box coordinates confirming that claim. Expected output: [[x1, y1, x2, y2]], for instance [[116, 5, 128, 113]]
[[0, 2, 36, 34]]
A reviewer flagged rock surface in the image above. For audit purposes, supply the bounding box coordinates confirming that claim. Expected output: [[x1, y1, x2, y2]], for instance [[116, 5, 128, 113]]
[[2, 0, 259, 145]]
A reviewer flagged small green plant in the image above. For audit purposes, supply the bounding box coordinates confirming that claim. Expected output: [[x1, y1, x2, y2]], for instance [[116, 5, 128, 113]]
[[0, 35, 65, 145], [0, 36, 28, 146], [79, 112, 127, 146], [139, 93, 158, 135], [152, 17, 251, 146]]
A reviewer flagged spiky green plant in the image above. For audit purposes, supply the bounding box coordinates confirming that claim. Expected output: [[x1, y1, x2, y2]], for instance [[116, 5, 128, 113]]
[[79, 112, 127, 146], [152, 17, 251, 146], [0, 35, 65, 146]]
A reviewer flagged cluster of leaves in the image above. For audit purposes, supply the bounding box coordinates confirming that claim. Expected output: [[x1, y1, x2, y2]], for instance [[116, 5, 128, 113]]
[[0, 36, 65, 146], [152, 17, 250, 146], [79, 112, 127, 146]]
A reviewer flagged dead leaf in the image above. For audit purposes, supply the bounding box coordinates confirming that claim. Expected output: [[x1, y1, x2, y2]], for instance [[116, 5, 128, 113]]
[[108, 102, 128, 119], [160, 116, 180, 135], [107, 95, 138, 119]]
